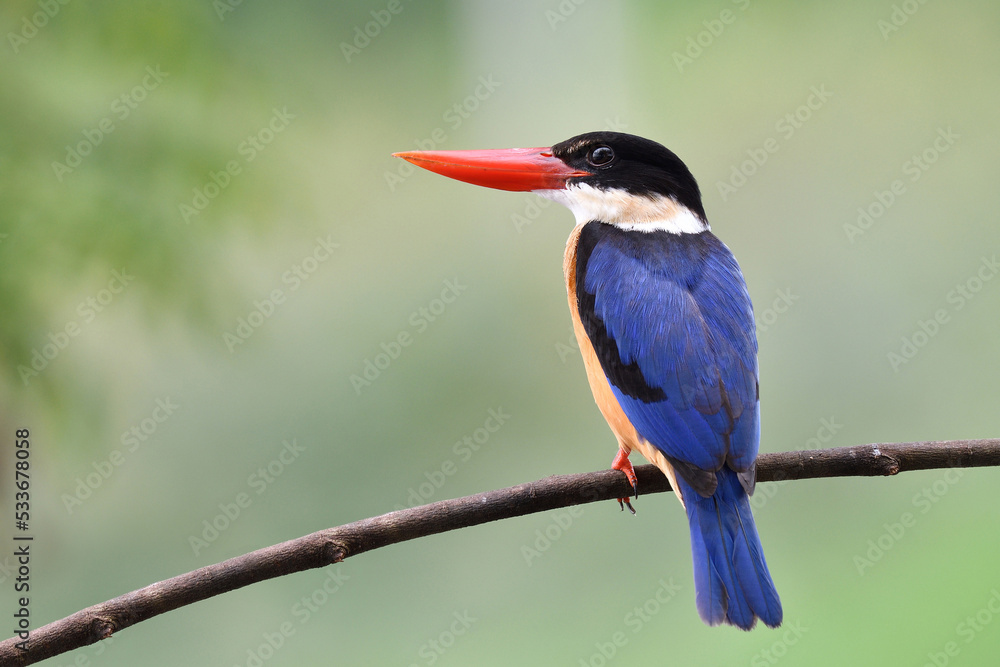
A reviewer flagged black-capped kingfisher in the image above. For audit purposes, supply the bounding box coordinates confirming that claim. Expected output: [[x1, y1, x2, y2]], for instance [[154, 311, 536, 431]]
[[394, 132, 782, 630]]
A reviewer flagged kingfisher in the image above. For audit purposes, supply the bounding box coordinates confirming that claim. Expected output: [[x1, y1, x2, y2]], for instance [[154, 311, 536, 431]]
[[394, 132, 782, 630]]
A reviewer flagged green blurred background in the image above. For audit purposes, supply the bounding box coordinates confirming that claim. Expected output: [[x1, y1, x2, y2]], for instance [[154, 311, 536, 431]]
[[2, 1, 999, 664]]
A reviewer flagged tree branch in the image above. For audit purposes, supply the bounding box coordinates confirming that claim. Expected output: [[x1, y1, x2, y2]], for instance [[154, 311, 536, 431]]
[[3, 439, 998, 665]]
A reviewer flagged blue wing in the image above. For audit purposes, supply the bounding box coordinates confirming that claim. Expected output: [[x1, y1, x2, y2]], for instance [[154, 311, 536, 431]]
[[575, 223, 759, 480], [575, 222, 781, 629]]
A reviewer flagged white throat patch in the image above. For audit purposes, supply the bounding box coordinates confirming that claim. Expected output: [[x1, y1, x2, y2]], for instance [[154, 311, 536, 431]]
[[534, 183, 708, 234]]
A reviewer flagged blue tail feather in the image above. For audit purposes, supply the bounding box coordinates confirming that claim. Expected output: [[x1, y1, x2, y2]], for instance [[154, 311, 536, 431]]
[[679, 467, 782, 630]]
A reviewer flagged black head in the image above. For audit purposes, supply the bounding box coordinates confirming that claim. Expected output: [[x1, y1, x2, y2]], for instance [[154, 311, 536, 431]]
[[550, 132, 706, 222]]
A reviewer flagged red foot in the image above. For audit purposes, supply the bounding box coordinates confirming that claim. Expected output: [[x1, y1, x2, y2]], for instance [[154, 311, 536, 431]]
[[612, 447, 638, 515]]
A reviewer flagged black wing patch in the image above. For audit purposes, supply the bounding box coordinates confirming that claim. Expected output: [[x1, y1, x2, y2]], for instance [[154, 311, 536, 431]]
[[575, 223, 666, 403]]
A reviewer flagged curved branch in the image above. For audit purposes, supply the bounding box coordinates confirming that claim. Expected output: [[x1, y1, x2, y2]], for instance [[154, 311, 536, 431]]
[[3, 439, 998, 665]]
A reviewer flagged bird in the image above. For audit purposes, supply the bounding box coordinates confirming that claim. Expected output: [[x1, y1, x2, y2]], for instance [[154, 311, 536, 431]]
[[394, 131, 782, 630]]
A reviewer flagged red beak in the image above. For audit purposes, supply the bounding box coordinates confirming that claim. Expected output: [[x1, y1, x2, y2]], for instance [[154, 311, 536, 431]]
[[392, 147, 590, 192]]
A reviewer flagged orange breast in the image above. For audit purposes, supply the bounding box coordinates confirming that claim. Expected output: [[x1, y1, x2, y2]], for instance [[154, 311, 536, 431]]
[[563, 224, 685, 506]]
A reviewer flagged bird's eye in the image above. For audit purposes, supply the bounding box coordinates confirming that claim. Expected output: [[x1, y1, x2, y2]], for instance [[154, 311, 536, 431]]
[[588, 146, 614, 166]]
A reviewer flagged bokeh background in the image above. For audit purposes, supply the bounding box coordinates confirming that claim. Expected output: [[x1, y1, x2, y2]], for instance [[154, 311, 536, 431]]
[[2, 1, 999, 664]]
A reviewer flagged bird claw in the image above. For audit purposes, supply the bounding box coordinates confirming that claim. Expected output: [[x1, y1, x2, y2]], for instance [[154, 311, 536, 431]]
[[612, 447, 638, 515]]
